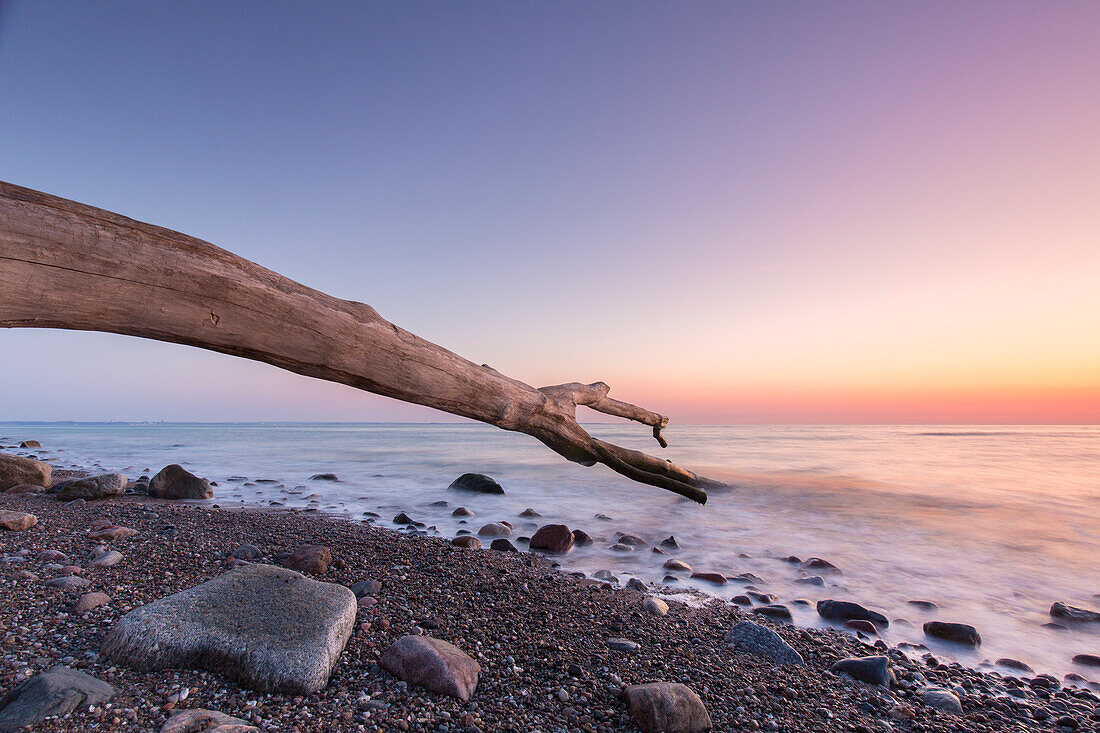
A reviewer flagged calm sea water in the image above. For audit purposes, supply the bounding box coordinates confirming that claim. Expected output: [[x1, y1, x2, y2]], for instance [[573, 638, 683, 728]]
[[3, 422, 1098, 681]]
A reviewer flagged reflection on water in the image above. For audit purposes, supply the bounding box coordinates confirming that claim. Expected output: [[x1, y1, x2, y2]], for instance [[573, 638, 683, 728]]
[[3, 422, 1098, 680]]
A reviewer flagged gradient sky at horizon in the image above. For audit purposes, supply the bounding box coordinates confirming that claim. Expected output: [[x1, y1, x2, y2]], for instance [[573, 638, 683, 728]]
[[1, 1, 1098, 424]]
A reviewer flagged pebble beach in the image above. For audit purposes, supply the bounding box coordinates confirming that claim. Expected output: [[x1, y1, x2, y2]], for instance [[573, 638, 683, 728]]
[[1, 445, 1099, 733]]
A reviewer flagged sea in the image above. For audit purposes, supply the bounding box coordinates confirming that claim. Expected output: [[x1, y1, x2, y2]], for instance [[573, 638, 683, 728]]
[[2, 422, 1097, 682]]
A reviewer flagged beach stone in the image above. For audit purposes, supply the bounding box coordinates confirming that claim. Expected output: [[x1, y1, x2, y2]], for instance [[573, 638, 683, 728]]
[[380, 635, 480, 701], [919, 686, 963, 714], [817, 599, 889, 627], [230, 544, 263, 560], [18, 440, 41, 448], [451, 507, 475, 517], [752, 604, 793, 621], [660, 536, 680, 549], [160, 708, 259, 732], [725, 620, 804, 666], [149, 464, 213, 500], [618, 534, 647, 546], [642, 597, 669, 617], [529, 524, 574, 553], [610, 543, 633, 552], [348, 579, 382, 599], [907, 600, 938, 609], [43, 575, 90, 589], [664, 558, 692, 572], [0, 510, 37, 531], [55, 473, 128, 500], [571, 528, 593, 545], [518, 508, 541, 517], [36, 550, 67, 562], [844, 619, 879, 635], [627, 577, 647, 592], [90, 549, 124, 568], [88, 525, 138, 541], [0, 665, 114, 730], [3, 483, 44, 495], [1073, 653, 1100, 667], [690, 571, 727, 585], [1051, 602, 1100, 623], [284, 545, 331, 574], [393, 512, 414, 524], [73, 592, 111, 613], [477, 522, 511, 537], [794, 575, 825, 586], [923, 621, 981, 646], [308, 473, 339, 482], [451, 535, 482, 549], [489, 538, 517, 552], [447, 473, 504, 495], [102, 563, 356, 694], [607, 638, 641, 653], [0, 453, 51, 490], [623, 682, 712, 733], [831, 655, 894, 686]]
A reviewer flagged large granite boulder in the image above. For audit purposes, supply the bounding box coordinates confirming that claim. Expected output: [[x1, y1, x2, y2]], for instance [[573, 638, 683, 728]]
[[447, 473, 504, 495], [623, 682, 712, 733], [0, 665, 114, 731], [725, 620, 804, 666], [0, 511, 37, 531], [56, 473, 128, 501], [381, 635, 480, 701], [102, 564, 356, 694], [0, 453, 51, 491], [149, 464, 212, 500]]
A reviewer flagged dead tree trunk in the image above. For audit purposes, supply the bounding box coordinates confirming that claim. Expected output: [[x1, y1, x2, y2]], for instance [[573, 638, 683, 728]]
[[0, 181, 719, 502]]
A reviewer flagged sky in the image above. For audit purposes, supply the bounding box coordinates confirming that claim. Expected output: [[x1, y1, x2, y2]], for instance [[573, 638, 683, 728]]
[[1, 1, 1098, 424]]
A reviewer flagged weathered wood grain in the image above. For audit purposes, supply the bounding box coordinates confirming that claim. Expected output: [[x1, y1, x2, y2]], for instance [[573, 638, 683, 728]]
[[0, 181, 718, 502]]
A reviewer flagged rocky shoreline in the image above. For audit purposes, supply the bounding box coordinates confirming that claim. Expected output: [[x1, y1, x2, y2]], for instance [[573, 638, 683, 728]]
[[1, 450, 1099, 732]]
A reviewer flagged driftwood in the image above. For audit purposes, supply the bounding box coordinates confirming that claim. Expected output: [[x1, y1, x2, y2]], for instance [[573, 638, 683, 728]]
[[0, 181, 719, 502]]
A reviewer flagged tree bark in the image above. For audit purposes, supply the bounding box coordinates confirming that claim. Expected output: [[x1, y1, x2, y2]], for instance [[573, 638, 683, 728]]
[[0, 181, 719, 502]]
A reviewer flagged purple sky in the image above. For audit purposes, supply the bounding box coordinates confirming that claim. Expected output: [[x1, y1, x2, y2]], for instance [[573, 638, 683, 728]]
[[2, 2, 1098, 423]]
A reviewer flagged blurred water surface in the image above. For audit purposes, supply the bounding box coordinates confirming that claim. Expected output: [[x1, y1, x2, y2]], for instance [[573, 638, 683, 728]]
[[3, 422, 1097, 680]]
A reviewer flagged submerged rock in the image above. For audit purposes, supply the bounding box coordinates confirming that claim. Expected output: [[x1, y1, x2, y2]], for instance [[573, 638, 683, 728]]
[[0, 453, 51, 490], [529, 524, 574, 553], [623, 682, 712, 733], [752, 605, 793, 621], [801, 557, 841, 573], [18, 440, 41, 448], [149, 464, 212, 500], [447, 473, 504, 494], [571, 528, 594, 545], [0, 665, 114, 730], [380, 635, 480, 701], [1051, 602, 1100, 623], [725, 620, 804, 666], [308, 473, 339, 482], [817, 599, 889, 628], [831, 655, 894, 686], [102, 563, 356, 694], [1073, 653, 1100, 667], [923, 621, 981, 646], [690, 572, 727, 585], [663, 558, 691, 572], [451, 506, 475, 517], [477, 522, 511, 537]]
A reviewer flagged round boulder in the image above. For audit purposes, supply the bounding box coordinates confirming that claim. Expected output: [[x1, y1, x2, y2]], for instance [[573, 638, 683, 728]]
[[529, 524, 574, 554], [447, 473, 504, 494]]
